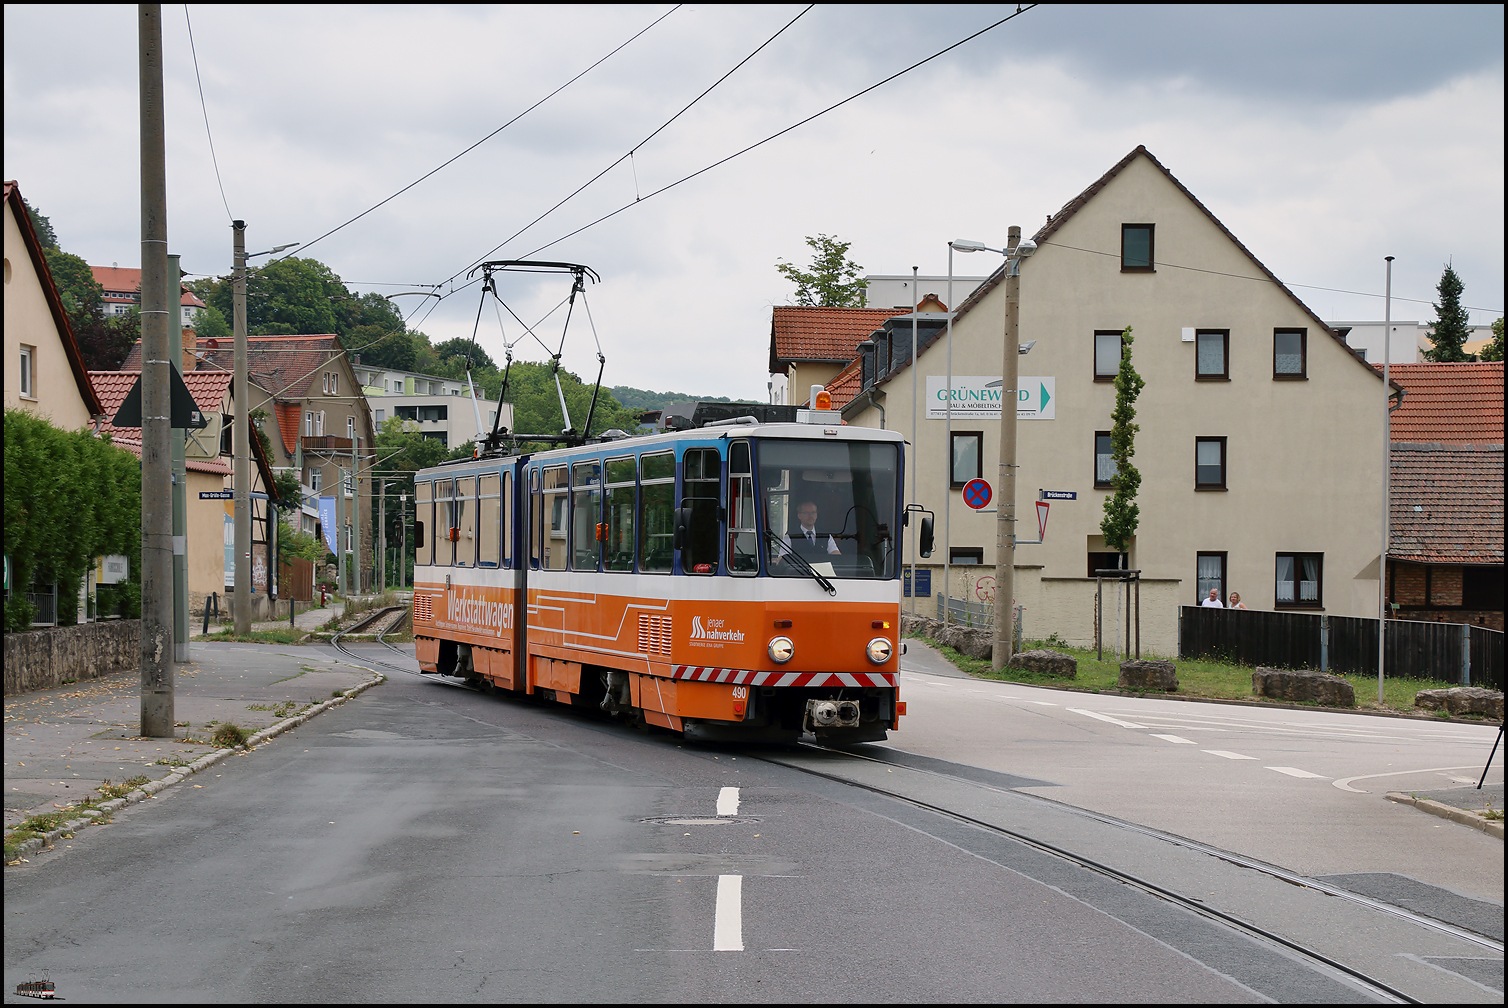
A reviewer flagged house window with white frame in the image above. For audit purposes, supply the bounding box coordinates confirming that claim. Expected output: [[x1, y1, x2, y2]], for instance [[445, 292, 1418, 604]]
[[315, 411, 325, 437], [19, 345, 35, 398]]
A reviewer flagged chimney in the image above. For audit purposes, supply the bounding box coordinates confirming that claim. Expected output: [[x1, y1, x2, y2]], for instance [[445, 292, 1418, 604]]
[[181, 327, 198, 372]]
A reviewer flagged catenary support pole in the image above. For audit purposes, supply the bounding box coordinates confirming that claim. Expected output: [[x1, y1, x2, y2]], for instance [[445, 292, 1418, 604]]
[[138, 3, 175, 735], [909, 265, 919, 617], [991, 226, 1022, 670], [169, 253, 189, 663], [1379, 256, 1393, 704], [232, 218, 251, 633]]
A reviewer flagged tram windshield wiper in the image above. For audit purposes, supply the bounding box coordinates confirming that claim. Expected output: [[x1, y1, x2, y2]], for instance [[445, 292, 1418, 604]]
[[765, 531, 837, 596]]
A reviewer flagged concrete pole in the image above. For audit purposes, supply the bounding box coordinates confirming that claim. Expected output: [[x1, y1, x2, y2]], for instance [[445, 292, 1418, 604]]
[[991, 226, 1022, 671], [1379, 256, 1394, 703], [400, 494, 408, 589], [909, 265, 919, 617], [169, 252, 189, 663], [352, 437, 362, 595], [335, 463, 347, 597], [232, 219, 251, 633], [138, 3, 175, 735], [379, 478, 387, 590], [943, 246, 954, 624]]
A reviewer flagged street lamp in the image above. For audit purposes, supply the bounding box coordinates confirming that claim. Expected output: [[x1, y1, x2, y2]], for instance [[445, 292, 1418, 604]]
[[953, 230, 1035, 667]]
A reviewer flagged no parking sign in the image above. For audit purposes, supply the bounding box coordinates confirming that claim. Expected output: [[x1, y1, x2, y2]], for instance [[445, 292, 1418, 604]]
[[962, 478, 992, 510]]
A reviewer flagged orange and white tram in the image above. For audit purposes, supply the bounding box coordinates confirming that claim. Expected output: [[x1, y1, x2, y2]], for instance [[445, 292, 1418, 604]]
[[411, 408, 922, 743]]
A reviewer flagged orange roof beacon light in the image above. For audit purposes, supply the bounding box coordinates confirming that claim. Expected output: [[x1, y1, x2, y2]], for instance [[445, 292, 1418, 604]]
[[813, 388, 832, 411]]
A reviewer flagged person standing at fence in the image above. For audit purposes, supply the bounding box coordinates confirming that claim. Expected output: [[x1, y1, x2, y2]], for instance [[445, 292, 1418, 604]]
[[1201, 588, 1224, 608], [1228, 592, 1248, 610]]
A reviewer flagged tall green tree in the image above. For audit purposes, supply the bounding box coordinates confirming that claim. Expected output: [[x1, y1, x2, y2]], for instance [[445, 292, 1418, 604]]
[[1099, 325, 1144, 560], [1478, 317, 1504, 362], [204, 256, 346, 335], [775, 234, 868, 307], [22, 195, 59, 249], [42, 248, 105, 329], [1422, 264, 1475, 362]]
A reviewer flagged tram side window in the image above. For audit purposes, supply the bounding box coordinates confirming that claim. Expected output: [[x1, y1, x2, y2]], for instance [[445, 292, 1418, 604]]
[[478, 474, 500, 568], [436, 478, 455, 566], [501, 471, 512, 569], [543, 466, 568, 570], [530, 468, 542, 569], [681, 447, 721, 574], [605, 455, 636, 572], [415, 481, 431, 567], [570, 461, 601, 571], [639, 450, 675, 572], [455, 477, 476, 566], [728, 441, 757, 575]]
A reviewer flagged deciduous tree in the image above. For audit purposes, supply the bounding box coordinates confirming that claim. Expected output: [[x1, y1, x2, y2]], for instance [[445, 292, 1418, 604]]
[[775, 234, 868, 307], [1099, 325, 1144, 559]]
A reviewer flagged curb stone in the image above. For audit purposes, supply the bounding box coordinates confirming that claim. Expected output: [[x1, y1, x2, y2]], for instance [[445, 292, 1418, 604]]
[[1386, 791, 1505, 839], [6, 672, 386, 864]]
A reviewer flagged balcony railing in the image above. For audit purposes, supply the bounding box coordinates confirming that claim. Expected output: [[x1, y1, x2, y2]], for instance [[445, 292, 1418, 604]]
[[301, 435, 355, 452]]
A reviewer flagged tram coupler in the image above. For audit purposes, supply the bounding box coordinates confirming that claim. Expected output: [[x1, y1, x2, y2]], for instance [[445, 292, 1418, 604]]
[[804, 699, 861, 733]]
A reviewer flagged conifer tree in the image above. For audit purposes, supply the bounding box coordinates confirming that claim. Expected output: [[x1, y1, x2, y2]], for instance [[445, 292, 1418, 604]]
[[1100, 325, 1144, 560], [1422, 264, 1474, 362]]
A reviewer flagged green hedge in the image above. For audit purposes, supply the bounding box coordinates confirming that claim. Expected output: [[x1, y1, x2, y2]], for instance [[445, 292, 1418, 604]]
[[4, 409, 141, 631]]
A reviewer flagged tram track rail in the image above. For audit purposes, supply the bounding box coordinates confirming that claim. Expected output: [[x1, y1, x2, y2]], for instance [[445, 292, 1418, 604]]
[[743, 741, 1501, 1005]]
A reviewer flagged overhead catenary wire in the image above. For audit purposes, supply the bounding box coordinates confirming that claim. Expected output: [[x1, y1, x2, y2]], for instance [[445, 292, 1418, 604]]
[[276, 4, 684, 264], [409, 5, 1039, 330], [446, 4, 817, 287], [183, 4, 234, 221]]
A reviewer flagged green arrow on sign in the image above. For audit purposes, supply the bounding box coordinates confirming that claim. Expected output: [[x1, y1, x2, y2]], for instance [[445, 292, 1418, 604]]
[[1040, 382, 1051, 411]]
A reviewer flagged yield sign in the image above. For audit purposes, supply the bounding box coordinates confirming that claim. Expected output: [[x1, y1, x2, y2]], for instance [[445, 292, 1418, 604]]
[[963, 478, 992, 510], [1035, 500, 1051, 540]]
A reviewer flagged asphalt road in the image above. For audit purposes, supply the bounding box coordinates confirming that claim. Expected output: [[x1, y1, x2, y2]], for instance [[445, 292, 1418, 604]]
[[4, 640, 1502, 1003]]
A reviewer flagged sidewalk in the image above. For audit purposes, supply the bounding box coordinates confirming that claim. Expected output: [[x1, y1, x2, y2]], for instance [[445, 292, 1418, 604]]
[[4, 616, 379, 849], [188, 599, 345, 638]]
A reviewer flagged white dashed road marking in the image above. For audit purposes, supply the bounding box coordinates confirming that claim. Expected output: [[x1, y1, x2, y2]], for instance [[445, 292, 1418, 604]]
[[1149, 734, 1196, 744], [1204, 750, 1258, 760], [716, 786, 740, 816], [1266, 766, 1328, 779], [714, 874, 743, 951], [1069, 708, 1149, 729]]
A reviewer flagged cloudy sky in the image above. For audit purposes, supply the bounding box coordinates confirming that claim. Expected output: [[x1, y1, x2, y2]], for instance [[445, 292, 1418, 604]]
[[5, 4, 1502, 399]]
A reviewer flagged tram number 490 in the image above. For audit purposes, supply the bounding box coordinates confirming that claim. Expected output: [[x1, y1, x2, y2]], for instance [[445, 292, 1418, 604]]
[[732, 686, 748, 699]]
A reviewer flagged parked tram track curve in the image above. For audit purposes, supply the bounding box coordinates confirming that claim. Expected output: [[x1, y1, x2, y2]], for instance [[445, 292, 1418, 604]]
[[747, 743, 1445, 1005]]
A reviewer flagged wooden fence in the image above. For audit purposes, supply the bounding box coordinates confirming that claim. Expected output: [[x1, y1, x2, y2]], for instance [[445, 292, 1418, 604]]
[[1179, 607, 1502, 690]]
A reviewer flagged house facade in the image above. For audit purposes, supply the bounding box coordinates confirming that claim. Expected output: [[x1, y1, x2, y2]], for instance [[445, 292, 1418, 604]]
[[355, 364, 511, 449], [90, 264, 207, 326], [836, 146, 1391, 654], [4, 181, 102, 431], [1383, 362, 1503, 631]]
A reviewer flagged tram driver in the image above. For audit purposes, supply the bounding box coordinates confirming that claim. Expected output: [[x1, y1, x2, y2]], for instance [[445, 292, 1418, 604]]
[[782, 499, 842, 562]]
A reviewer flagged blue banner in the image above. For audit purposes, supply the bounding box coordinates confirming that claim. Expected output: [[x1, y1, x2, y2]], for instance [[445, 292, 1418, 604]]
[[319, 496, 338, 558]]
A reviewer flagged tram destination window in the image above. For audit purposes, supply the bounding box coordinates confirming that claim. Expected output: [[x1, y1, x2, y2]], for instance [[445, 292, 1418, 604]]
[[681, 448, 721, 574], [762, 439, 899, 580], [639, 451, 675, 572], [570, 461, 602, 571]]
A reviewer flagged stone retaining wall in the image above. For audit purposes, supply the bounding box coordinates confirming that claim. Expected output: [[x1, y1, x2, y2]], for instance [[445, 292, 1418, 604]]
[[3, 620, 140, 695]]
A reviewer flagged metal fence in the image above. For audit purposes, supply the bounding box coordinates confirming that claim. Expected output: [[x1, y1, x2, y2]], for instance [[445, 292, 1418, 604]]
[[1179, 607, 1503, 690], [937, 593, 995, 629]]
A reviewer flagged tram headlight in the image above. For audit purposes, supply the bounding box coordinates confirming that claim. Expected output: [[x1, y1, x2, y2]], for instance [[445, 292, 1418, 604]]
[[866, 637, 893, 664], [768, 636, 795, 664]]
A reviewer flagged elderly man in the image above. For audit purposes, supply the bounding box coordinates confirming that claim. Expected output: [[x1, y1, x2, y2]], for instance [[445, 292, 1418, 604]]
[[1200, 587, 1224, 608]]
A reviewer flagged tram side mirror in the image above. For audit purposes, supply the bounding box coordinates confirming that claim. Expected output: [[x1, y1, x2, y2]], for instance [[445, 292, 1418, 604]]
[[673, 507, 691, 551], [919, 516, 935, 558]]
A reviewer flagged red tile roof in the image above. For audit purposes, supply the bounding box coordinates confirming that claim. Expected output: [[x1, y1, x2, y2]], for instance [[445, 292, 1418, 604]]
[[90, 265, 207, 307], [124, 333, 344, 400], [88, 370, 233, 441], [823, 357, 864, 410], [273, 401, 302, 455], [1390, 443, 1504, 564], [1381, 362, 1504, 444], [769, 306, 913, 371]]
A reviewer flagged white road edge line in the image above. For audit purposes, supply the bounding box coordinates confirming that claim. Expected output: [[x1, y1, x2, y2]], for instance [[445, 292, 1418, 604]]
[[717, 786, 740, 816], [1331, 764, 1493, 794], [714, 874, 744, 951], [1068, 707, 1149, 729]]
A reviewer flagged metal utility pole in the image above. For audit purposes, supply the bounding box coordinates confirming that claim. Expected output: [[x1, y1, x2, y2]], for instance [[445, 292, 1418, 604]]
[[138, 3, 175, 735], [991, 226, 1023, 670], [232, 219, 251, 633], [1378, 256, 1394, 704], [169, 252, 189, 663], [378, 478, 386, 590], [400, 493, 409, 589], [909, 265, 919, 617]]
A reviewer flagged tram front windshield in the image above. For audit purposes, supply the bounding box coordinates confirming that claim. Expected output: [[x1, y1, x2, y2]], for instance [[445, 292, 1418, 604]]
[[759, 439, 899, 579]]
